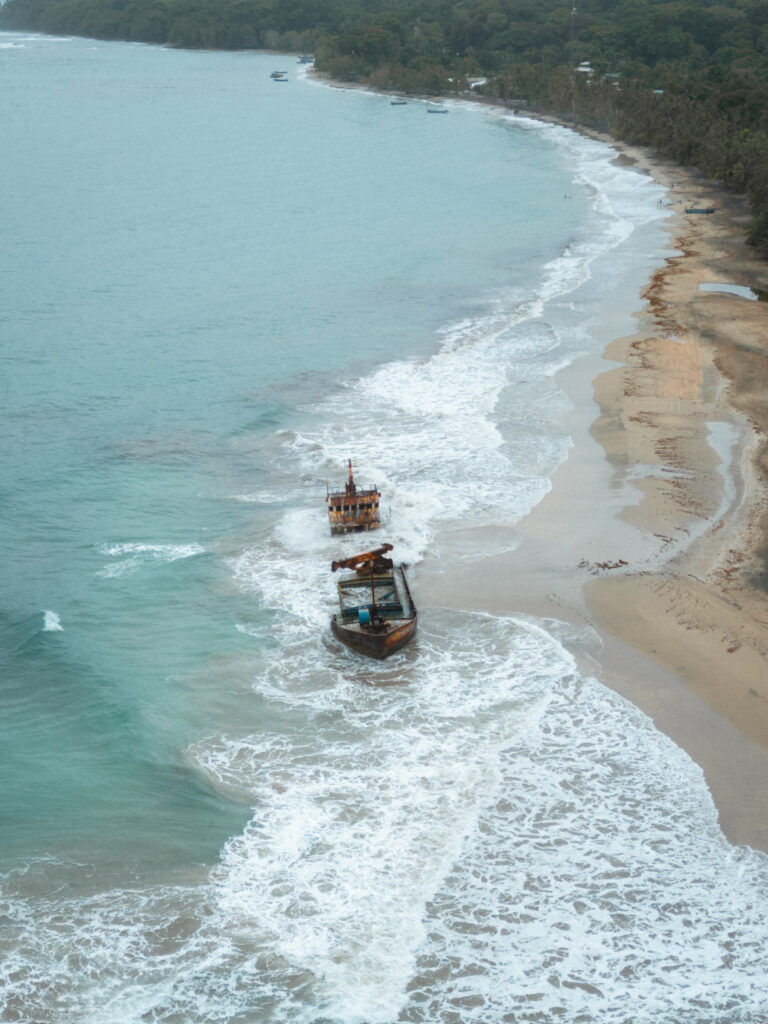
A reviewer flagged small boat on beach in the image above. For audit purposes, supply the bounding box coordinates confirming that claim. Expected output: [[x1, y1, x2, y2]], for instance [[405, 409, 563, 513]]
[[330, 544, 417, 659], [325, 460, 381, 535], [685, 206, 716, 214]]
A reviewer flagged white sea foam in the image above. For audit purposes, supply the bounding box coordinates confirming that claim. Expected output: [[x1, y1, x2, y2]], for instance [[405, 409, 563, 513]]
[[96, 541, 205, 578], [400, 656, 768, 1023], [179, 115, 768, 1024], [276, 318, 576, 570], [231, 491, 288, 504], [250, 116, 668, 580], [514, 115, 668, 229], [8, 616, 763, 1023], [7, 68, 766, 1024], [200, 614, 768, 1023], [42, 609, 63, 631]]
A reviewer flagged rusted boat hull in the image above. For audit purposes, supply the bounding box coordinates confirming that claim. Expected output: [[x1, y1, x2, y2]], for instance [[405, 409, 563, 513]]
[[328, 514, 381, 536], [326, 488, 381, 534], [330, 559, 417, 659], [331, 612, 417, 659]]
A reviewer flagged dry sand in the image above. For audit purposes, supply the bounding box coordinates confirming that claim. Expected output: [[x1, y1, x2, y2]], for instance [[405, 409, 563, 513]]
[[582, 138, 768, 851], [419, 116, 768, 852]]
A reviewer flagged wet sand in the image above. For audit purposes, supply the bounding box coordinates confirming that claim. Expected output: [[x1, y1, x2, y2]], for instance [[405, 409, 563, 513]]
[[321, 65, 768, 849], [581, 138, 768, 851], [420, 118, 768, 852]]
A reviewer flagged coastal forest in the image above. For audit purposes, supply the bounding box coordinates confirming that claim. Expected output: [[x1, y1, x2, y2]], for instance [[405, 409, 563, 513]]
[[3, 0, 768, 255]]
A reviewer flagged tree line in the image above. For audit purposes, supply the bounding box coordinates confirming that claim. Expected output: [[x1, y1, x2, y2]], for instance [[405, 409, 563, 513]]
[[2, 0, 768, 255]]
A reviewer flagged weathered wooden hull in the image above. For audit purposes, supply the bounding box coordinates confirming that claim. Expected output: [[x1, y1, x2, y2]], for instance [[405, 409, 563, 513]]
[[331, 612, 417, 659]]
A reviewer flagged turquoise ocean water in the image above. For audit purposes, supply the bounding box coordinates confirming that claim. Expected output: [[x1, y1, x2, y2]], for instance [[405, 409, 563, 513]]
[[2, 31, 768, 1024]]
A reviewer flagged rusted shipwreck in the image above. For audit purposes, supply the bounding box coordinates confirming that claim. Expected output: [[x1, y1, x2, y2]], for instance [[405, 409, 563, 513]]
[[330, 544, 417, 659], [325, 460, 381, 535]]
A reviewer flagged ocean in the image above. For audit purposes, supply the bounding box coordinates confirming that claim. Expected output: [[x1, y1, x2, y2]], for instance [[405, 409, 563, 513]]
[[2, 31, 768, 1024]]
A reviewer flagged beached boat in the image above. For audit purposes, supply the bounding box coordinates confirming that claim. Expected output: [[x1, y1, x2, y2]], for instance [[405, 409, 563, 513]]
[[330, 544, 417, 658], [685, 206, 716, 214], [325, 460, 381, 535]]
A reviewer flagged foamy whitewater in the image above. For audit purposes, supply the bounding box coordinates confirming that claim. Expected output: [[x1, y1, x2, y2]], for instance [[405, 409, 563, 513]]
[[2, 31, 768, 1024]]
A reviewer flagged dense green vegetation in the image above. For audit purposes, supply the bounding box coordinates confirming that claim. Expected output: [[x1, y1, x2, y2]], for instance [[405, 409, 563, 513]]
[[3, 0, 768, 255]]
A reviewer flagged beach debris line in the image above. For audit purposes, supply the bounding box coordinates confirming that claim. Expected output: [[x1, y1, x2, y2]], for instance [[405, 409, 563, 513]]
[[325, 459, 382, 535], [578, 558, 629, 574], [330, 544, 417, 659]]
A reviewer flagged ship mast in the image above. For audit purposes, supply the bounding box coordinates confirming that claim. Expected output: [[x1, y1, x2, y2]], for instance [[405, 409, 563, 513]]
[[344, 458, 356, 497]]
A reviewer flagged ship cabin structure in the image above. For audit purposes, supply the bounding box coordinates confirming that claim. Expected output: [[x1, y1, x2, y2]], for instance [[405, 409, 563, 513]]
[[326, 460, 381, 536]]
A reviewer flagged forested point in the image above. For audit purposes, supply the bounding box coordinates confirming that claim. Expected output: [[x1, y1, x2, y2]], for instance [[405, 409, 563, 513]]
[[3, 0, 768, 256]]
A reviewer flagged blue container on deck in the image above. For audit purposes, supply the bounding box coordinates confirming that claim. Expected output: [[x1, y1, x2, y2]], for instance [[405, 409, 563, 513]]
[[358, 608, 371, 625]]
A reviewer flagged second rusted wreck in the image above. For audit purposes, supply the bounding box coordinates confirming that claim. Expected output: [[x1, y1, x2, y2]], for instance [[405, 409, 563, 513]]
[[325, 459, 381, 535], [330, 544, 417, 659]]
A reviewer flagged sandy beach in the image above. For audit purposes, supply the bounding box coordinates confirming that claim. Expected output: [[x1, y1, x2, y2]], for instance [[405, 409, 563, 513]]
[[582, 138, 768, 851], [320, 70, 768, 851], [420, 114, 768, 852]]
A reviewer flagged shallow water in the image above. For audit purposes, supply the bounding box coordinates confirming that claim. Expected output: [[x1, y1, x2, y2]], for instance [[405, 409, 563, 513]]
[[2, 30, 768, 1024]]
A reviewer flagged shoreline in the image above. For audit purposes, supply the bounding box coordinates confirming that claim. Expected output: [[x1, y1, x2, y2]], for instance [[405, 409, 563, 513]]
[[418, 96, 768, 851], [314, 69, 768, 850], [580, 139, 768, 851]]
